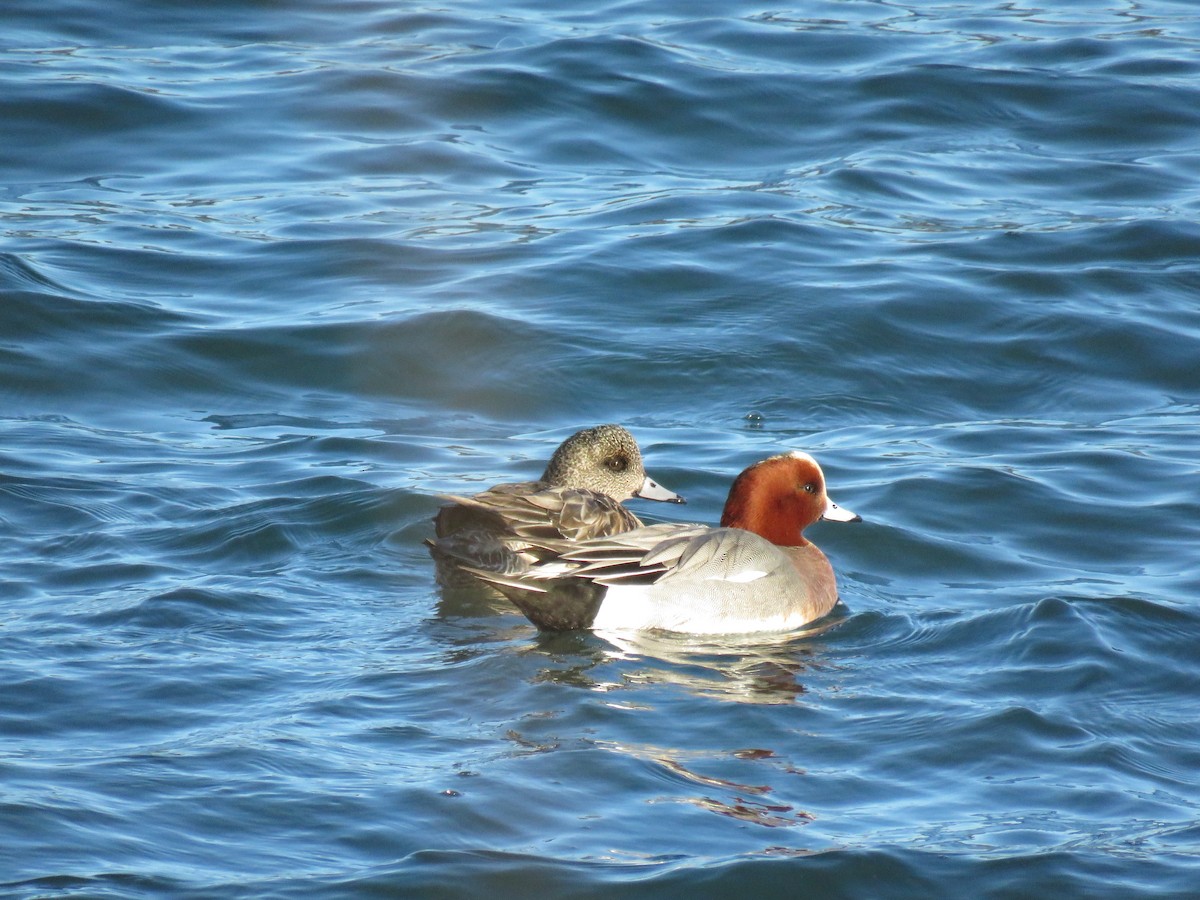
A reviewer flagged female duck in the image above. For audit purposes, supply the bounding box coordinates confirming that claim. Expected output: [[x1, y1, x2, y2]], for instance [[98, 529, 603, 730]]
[[466, 451, 859, 633], [427, 424, 684, 585]]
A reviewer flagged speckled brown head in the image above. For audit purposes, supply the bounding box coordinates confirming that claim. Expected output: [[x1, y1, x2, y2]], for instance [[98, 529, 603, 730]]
[[540, 424, 683, 504]]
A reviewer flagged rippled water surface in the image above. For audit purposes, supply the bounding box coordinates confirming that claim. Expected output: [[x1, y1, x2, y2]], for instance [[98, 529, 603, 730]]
[[3, 0, 1199, 896]]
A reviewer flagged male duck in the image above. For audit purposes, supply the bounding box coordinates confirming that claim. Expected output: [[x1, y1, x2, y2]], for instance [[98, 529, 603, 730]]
[[427, 424, 684, 586], [465, 451, 860, 634]]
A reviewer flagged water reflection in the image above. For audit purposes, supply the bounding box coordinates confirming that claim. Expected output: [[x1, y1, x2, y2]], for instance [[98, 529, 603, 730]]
[[650, 753, 812, 827], [434, 583, 512, 619], [518, 616, 847, 705]]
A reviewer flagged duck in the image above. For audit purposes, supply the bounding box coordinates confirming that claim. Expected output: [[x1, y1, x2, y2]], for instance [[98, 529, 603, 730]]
[[427, 424, 685, 586], [463, 450, 860, 634]]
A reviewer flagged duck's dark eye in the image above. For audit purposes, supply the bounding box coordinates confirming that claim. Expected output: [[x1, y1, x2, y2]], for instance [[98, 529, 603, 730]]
[[606, 454, 629, 473]]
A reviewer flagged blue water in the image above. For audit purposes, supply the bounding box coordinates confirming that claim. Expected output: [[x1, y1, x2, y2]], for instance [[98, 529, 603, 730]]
[[3, 0, 1199, 896]]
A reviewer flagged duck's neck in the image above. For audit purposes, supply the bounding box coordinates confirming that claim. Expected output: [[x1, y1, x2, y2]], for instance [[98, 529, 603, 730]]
[[720, 470, 810, 547]]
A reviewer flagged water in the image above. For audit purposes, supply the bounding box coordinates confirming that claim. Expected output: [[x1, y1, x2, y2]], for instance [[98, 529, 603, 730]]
[[3, 0, 1199, 896]]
